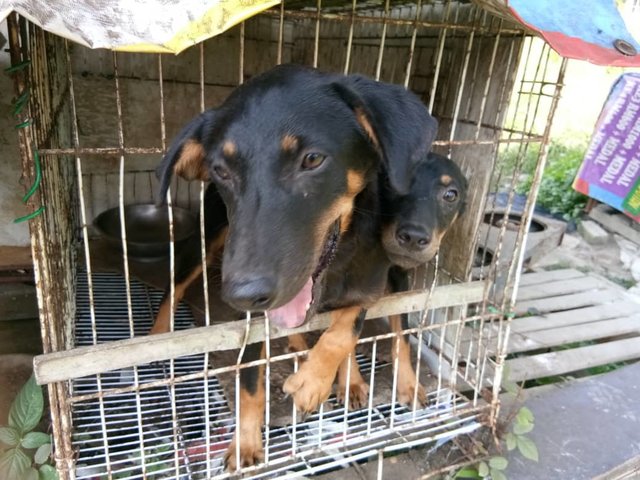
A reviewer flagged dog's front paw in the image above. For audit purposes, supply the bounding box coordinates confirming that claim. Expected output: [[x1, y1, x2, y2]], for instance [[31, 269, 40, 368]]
[[336, 379, 369, 410], [396, 375, 427, 408], [223, 430, 264, 471], [283, 362, 334, 414]]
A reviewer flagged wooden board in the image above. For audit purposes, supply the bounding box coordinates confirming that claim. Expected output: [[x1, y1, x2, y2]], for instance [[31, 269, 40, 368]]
[[511, 301, 640, 334], [505, 336, 640, 382], [458, 269, 640, 385], [515, 275, 608, 302], [0, 246, 32, 271], [514, 289, 628, 317], [462, 313, 640, 356], [517, 268, 585, 287], [34, 280, 485, 385]]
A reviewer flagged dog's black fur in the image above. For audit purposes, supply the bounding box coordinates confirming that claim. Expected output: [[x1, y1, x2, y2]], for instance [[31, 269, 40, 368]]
[[154, 64, 439, 469]]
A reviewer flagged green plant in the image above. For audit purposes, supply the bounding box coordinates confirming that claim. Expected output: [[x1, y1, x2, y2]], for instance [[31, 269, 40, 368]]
[[0, 375, 57, 480], [516, 141, 589, 220], [496, 144, 540, 183], [447, 366, 539, 480]]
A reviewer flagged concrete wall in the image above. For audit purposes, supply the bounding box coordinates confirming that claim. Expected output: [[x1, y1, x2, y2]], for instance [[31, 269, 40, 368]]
[[0, 20, 31, 246]]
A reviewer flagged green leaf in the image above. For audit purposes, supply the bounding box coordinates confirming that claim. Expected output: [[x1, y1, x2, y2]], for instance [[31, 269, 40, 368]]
[[0, 427, 20, 447], [34, 443, 52, 465], [490, 468, 507, 480], [513, 421, 534, 435], [505, 432, 517, 451], [22, 433, 51, 449], [8, 376, 44, 434], [454, 467, 481, 478], [26, 467, 39, 480], [517, 435, 539, 462], [517, 406, 534, 423], [478, 461, 489, 477], [0, 448, 31, 479], [489, 456, 508, 470], [39, 464, 59, 480]]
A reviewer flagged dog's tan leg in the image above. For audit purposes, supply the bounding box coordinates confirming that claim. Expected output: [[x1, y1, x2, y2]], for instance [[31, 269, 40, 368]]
[[283, 306, 365, 414], [149, 227, 227, 335], [224, 342, 266, 470], [336, 350, 369, 409], [149, 264, 204, 335], [390, 314, 426, 407]]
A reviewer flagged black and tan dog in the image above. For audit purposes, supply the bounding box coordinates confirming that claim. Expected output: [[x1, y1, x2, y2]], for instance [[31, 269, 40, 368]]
[[154, 64, 438, 468], [334, 153, 468, 410]]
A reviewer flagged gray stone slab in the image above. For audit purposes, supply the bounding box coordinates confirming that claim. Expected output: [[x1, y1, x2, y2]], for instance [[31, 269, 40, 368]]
[[578, 219, 610, 245], [506, 363, 640, 479]]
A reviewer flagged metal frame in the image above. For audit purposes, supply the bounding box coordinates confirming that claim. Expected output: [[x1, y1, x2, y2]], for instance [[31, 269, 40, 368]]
[[7, 1, 568, 478]]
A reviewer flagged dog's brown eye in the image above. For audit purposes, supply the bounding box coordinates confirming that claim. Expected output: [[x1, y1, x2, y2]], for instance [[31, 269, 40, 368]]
[[301, 153, 327, 170], [213, 165, 230, 181], [443, 188, 458, 202]]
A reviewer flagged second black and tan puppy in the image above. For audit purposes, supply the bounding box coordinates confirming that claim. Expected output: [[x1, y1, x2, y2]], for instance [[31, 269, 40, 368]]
[[335, 153, 468, 409]]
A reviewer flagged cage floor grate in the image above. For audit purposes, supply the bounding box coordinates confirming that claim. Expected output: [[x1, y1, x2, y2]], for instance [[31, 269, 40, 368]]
[[71, 271, 480, 479]]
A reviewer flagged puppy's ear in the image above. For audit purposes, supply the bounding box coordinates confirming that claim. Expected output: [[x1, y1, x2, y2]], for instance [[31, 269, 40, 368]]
[[156, 110, 216, 205], [332, 76, 438, 194]]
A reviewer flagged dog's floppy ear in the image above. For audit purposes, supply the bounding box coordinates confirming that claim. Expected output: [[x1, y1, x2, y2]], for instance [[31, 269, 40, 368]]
[[332, 76, 438, 194], [156, 110, 217, 205]]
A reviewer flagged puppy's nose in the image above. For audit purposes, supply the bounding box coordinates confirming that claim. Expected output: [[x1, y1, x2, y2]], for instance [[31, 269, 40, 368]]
[[222, 277, 276, 311], [396, 225, 431, 251]]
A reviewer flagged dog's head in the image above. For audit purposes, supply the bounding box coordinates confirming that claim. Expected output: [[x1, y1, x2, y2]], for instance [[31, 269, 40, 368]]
[[381, 153, 467, 269], [157, 65, 437, 327]]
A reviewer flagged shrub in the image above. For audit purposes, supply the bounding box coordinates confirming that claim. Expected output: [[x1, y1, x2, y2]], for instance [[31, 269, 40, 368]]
[[516, 141, 589, 220], [0, 376, 57, 480]]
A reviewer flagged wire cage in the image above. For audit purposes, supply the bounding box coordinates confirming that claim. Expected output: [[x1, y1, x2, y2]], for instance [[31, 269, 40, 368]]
[[7, 0, 567, 478]]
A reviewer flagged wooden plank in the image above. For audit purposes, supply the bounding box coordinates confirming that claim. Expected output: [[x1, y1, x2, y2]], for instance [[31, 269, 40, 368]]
[[516, 275, 608, 302], [511, 301, 640, 334], [507, 315, 640, 354], [514, 289, 627, 316], [460, 314, 640, 355], [506, 336, 640, 382], [0, 246, 32, 271], [33, 280, 484, 385], [518, 268, 585, 288]]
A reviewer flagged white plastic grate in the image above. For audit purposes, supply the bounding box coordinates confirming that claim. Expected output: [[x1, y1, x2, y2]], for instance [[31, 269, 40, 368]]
[[71, 271, 480, 479]]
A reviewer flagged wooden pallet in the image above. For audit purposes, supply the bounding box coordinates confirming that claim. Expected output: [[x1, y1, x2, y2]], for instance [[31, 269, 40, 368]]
[[464, 268, 640, 383]]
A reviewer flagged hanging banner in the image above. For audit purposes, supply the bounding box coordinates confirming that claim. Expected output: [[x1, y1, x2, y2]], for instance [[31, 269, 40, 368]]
[[0, 0, 280, 54], [475, 0, 640, 67], [573, 73, 640, 222]]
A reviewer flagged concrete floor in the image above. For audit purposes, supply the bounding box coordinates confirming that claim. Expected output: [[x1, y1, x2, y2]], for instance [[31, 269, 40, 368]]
[[505, 362, 640, 480]]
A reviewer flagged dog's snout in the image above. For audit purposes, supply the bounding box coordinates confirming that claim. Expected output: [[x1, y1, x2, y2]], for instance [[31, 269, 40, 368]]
[[395, 224, 431, 251], [222, 277, 276, 311]]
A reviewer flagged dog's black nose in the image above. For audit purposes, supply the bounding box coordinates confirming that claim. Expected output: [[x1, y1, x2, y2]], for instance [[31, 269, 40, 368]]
[[396, 225, 431, 251], [222, 277, 276, 311]]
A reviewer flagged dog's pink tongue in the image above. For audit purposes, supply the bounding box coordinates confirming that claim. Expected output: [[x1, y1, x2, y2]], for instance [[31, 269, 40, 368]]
[[267, 278, 312, 329]]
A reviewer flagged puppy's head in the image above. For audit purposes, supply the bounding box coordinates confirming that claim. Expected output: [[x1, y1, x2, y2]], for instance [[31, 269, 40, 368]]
[[382, 153, 467, 269], [157, 65, 437, 327]]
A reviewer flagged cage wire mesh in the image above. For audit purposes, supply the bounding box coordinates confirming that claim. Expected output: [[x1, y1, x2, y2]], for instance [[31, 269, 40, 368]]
[[8, 0, 567, 478]]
